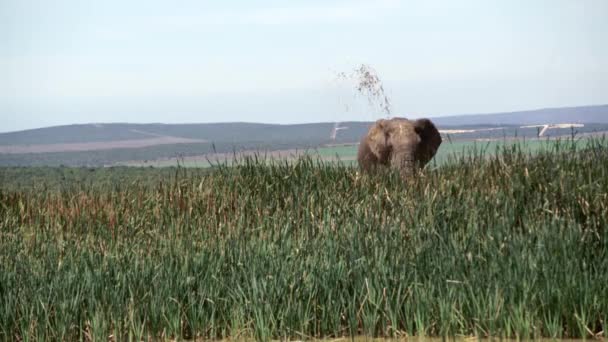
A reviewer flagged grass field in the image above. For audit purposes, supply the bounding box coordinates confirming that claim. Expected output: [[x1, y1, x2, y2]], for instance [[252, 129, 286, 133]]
[[121, 137, 583, 168], [1, 138, 607, 340], [317, 138, 592, 166]]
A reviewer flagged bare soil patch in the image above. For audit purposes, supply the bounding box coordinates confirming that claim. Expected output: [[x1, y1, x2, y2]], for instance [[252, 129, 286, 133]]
[[0, 136, 206, 154]]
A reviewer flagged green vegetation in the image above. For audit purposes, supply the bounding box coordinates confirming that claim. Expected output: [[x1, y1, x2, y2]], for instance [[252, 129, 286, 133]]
[[1, 138, 607, 340], [433, 139, 559, 164], [312, 138, 595, 167], [0, 166, 212, 192], [117, 137, 594, 168]]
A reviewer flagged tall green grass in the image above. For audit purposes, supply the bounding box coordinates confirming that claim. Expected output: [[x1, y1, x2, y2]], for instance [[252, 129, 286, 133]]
[[1, 138, 607, 340]]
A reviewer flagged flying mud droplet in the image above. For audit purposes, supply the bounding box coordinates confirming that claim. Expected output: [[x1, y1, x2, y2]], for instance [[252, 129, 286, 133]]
[[336, 64, 392, 118]]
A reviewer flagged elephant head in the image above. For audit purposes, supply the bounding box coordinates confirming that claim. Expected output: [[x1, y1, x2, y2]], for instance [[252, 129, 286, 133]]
[[357, 119, 391, 171], [357, 117, 442, 179]]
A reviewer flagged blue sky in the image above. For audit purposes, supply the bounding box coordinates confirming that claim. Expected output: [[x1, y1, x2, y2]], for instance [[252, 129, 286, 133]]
[[1, 0, 607, 132]]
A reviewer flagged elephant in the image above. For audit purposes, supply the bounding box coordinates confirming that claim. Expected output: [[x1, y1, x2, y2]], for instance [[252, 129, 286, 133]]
[[357, 117, 442, 179]]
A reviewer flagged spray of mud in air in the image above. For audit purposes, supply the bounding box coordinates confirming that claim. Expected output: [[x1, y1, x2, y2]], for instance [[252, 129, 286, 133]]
[[336, 64, 392, 118], [330, 64, 392, 141]]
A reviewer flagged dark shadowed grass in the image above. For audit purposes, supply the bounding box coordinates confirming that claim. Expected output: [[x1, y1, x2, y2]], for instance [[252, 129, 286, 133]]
[[0, 137, 607, 340]]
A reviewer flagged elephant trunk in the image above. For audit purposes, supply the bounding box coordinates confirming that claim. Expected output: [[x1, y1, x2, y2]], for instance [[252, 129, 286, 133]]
[[390, 149, 417, 180]]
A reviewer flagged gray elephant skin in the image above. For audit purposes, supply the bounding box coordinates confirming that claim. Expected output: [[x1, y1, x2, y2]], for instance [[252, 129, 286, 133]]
[[357, 117, 442, 179]]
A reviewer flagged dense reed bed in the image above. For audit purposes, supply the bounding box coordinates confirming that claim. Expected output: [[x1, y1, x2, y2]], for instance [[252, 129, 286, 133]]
[[1, 138, 607, 340]]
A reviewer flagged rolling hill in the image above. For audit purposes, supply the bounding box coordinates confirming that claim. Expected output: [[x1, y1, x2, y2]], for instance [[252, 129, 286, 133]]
[[0, 104, 607, 166], [432, 104, 608, 126]]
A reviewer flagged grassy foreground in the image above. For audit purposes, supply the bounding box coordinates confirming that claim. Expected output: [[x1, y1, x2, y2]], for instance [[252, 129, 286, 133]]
[[1, 139, 607, 340]]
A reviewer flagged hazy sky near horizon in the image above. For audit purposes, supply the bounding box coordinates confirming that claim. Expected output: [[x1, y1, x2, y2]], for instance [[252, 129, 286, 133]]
[[1, 0, 607, 132]]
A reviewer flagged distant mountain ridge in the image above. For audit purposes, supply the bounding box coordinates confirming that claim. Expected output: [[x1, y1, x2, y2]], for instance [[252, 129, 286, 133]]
[[1, 104, 607, 167], [430, 105, 608, 126], [0, 103, 606, 147]]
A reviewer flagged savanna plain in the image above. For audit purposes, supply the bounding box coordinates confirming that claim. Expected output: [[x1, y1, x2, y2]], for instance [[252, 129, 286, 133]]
[[1, 138, 607, 341]]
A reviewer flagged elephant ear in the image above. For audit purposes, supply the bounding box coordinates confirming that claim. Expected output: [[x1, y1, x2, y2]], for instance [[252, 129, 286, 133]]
[[412, 118, 442, 165]]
